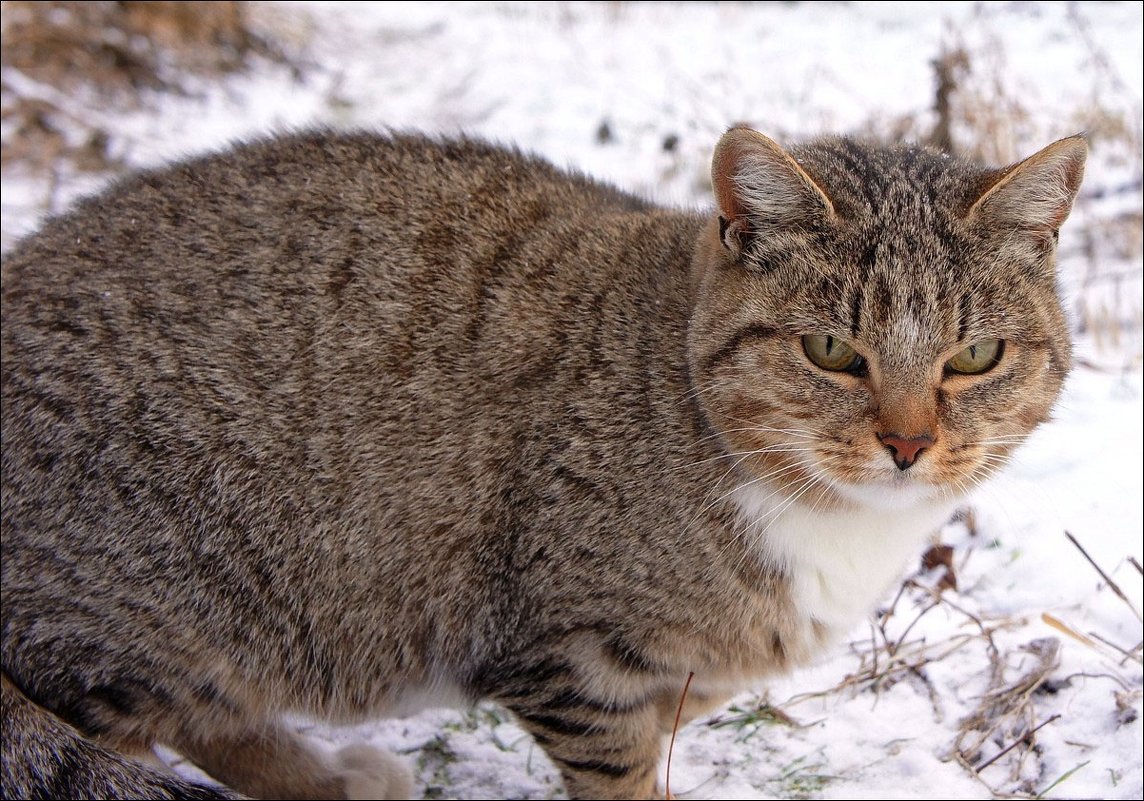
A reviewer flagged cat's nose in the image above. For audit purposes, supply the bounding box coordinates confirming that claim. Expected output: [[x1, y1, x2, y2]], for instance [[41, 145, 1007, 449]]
[[877, 433, 934, 471]]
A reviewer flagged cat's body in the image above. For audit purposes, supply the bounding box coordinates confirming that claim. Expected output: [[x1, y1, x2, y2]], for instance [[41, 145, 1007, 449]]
[[0, 128, 1085, 799]]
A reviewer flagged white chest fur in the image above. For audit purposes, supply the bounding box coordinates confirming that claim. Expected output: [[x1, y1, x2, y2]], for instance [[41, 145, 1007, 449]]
[[733, 482, 956, 640]]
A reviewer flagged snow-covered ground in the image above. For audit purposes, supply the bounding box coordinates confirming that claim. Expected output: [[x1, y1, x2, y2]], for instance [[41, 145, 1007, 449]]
[[2, 2, 1141, 799]]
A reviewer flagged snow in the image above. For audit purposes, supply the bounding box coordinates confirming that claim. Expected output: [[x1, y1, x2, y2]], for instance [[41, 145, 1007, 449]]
[[2, 2, 1140, 799]]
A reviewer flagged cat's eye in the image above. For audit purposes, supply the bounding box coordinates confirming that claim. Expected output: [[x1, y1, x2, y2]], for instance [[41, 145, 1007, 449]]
[[946, 339, 1004, 375], [802, 334, 865, 374]]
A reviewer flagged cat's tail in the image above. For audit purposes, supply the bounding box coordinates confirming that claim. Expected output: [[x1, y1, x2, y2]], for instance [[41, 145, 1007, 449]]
[[1, 671, 244, 800]]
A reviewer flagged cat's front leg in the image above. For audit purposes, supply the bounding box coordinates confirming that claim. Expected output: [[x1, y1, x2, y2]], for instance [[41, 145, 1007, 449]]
[[501, 692, 665, 799], [654, 682, 731, 737]]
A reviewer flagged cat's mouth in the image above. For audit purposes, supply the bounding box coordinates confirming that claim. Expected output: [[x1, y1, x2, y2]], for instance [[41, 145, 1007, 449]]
[[826, 473, 944, 510]]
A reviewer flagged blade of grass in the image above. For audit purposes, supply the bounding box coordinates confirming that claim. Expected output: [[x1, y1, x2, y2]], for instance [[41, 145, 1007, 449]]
[[1065, 531, 1142, 623], [1036, 759, 1090, 798]]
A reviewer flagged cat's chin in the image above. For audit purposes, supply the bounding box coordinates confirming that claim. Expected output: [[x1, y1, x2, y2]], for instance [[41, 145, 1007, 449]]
[[825, 474, 951, 511]]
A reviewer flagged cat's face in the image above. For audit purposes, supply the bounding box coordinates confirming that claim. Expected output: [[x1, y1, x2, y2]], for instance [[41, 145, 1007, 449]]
[[689, 129, 1085, 511]]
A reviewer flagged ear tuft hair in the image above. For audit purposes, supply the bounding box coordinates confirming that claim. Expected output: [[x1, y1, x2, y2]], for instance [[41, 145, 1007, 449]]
[[966, 135, 1088, 233], [710, 127, 834, 257]]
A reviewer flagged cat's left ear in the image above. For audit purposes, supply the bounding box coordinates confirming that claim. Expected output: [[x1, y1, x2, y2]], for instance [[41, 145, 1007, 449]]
[[965, 135, 1088, 250]]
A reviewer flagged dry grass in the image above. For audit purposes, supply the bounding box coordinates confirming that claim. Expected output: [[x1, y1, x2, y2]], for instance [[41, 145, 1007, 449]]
[[0, 1, 291, 171], [702, 518, 1144, 798], [872, 9, 1143, 168], [2, 1, 266, 94], [952, 636, 1060, 792]]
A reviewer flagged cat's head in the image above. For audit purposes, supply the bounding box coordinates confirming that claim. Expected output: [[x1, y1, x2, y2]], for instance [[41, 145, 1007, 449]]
[[688, 127, 1086, 510]]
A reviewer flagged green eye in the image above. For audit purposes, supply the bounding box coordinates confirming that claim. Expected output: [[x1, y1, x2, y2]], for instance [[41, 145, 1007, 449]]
[[802, 334, 864, 373], [946, 339, 1003, 375]]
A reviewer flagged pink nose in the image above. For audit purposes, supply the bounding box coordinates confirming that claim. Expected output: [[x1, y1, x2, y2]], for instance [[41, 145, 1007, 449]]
[[877, 433, 934, 471]]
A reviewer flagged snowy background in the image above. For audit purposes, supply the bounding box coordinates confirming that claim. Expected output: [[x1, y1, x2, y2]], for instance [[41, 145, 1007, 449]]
[[2, 2, 1141, 799]]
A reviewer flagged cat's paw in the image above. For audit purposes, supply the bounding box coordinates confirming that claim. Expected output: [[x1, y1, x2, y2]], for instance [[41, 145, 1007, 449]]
[[335, 743, 413, 801]]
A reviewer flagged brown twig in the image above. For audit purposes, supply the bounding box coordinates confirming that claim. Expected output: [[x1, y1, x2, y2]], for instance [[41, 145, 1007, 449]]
[[664, 671, 694, 801], [908, 663, 946, 723], [1063, 670, 1135, 692], [892, 600, 940, 656], [974, 713, 1061, 772], [1087, 631, 1144, 665], [932, 588, 1002, 657], [1065, 531, 1143, 623], [785, 631, 982, 707]]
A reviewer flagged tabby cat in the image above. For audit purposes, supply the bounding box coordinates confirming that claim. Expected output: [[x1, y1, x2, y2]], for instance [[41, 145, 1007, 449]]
[[0, 126, 1085, 799]]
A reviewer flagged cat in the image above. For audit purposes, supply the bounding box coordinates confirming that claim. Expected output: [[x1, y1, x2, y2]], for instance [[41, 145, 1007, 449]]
[[0, 125, 1085, 800]]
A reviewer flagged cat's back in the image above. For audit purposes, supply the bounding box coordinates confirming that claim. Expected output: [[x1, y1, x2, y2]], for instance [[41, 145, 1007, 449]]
[[0, 130, 701, 587], [1, 129, 667, 385], [1, 131, 688, 436], [2, 130, 651, 299]]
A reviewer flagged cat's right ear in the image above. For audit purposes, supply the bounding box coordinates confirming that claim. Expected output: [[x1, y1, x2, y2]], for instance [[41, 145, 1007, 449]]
[[964, 135, 1088, 262], [711, 127, 835, 259]]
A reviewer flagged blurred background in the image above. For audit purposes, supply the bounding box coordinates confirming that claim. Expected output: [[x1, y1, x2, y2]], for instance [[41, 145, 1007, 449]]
[[2, 1, 1141, 366]]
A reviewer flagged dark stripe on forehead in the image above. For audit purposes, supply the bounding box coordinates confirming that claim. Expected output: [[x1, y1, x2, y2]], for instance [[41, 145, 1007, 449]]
[[875, 273, 893, 314], [850, 290, 863, 336], [908, 287, 925, 318], [835, 140, 886, 209], [858, 242, 878, 282], [958, 292, 972, 341], [906, 151, 946, 205]]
